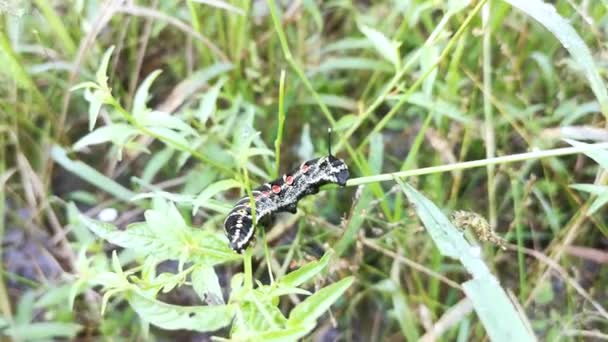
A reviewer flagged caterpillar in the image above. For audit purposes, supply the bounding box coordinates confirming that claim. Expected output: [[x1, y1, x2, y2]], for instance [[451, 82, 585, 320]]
[[224, 130, 350, 252]]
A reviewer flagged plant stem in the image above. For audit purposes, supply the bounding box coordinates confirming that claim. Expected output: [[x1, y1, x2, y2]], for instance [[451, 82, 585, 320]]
[[344, 142, 608, 187], [274, 70, 286, 178]]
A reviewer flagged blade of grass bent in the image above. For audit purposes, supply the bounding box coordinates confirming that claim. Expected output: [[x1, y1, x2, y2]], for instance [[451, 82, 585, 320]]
[[396, 179, 535, 342]]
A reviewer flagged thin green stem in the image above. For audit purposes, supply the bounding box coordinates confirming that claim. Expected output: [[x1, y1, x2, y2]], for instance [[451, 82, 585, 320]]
[[266, 0, 335, 127], [243, 247, 253, 290], [335, 0, 488, 153], [343, 142, 608, 187], [261, 229, 274, 284], [274, 70, 287, 178], [356, 0, 488, 152]]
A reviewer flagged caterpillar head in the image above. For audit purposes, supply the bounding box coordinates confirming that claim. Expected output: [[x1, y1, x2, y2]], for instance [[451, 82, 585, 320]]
[[313, 155, 350, 186]]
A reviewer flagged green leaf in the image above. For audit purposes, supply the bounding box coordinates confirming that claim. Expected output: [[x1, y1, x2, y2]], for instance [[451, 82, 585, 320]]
[[133, 70, 162, 119], [333, 114, 358, 132], [96, 45, 115, 89], [5, 322, 82, 340], [146, 126, 191, 149], [141, 147, 174, 183], [191, 266, 225, 305], [127, 291, 234, 332], [257, 323, 316, 342], [83, 88, 105, 131], [73, 124, 139, 150], [192, 178, 242, 214], [279, 251, 332, 288], [287, 276, 354, 327], [396, 180, 536, 342], [390, 92, 471, 123], [73, 202, 239, 266], [138, 111, 198, 136], [197, 78, 225, 124], [314, 57, 393, 74], [52, 146, 136, 201], [503, 0, 608, 116], [359, 24, 400, 69], [564, 139, 608, 168]]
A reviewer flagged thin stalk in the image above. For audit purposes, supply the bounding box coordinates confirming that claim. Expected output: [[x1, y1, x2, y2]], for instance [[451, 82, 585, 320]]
[[355, 0, 488, 152], [261, 229, 274, 284], [265, 0, 393, 218], [0, 132, 12, 318], [343, 142, 608, 186], [336, 0, 488, 153], [511, 177, 528, 299], [274, 70, 286, 178], [243, 247, 253, 290], [266, 0, 335, 126], [482, 0, 497, 228]]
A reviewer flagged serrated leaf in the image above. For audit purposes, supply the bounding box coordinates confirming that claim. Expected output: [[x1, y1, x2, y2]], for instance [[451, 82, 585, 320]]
[[287, 276, 354, 327], [73, 124, 139, 150], [96, 45, 115, 89], [359, 25, 400, 69], [192, 266, 225, 305], [133, 70, 162, 119], [192, 179, 241, 215], [279, 251, 332, 288], [127, 291, 234, 332], [144, 201, 186, 236], [74, 203, 239, 266]]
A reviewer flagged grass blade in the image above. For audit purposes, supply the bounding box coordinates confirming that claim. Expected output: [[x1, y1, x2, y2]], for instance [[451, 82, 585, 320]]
[[396, 179, 535, 341]]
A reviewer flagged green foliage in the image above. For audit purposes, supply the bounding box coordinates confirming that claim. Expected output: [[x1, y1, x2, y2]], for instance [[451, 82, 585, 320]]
[[3, 0, 608, 340]]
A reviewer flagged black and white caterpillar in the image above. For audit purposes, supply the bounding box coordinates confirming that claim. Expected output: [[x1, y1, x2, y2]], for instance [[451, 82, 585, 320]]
[[224, 131, 350, 252]]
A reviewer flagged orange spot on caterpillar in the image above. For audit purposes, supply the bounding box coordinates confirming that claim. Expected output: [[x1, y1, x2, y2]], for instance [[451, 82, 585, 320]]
[[272, 184, 281, 193], [285, 175, 294, 185]]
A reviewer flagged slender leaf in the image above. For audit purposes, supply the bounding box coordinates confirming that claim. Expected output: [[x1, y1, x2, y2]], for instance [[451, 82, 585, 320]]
[[51, 146, 136, 201], [287, 276, 354, 327], [73, 124, 139, 150], [278, 251, 332, 288]]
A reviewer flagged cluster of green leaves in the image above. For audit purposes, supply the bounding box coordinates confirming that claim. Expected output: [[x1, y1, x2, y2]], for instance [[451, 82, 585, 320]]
[[54, 47, 354, 339], [68, 199, 352, 340]]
